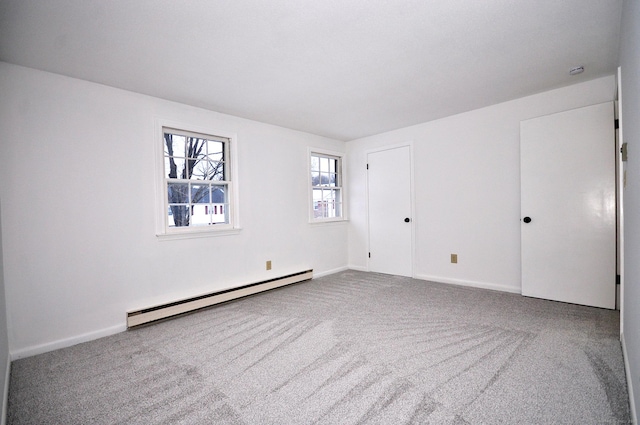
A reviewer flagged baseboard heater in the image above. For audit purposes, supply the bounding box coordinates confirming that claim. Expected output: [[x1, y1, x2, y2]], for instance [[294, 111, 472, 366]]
[[126, 269, 313, 329]]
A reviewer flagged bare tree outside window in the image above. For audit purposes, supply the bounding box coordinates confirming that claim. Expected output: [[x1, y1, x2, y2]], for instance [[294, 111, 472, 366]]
[[164, 130, 229, 227]]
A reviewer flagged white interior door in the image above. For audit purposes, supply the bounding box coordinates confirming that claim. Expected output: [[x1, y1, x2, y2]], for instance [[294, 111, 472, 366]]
[[520, 102, 616, 309], [368, 146, 412, 277]]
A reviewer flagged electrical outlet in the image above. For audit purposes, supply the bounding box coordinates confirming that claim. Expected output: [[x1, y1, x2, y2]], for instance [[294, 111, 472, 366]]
[[451, 254, 458, 264], [266, 260, 272, 270]]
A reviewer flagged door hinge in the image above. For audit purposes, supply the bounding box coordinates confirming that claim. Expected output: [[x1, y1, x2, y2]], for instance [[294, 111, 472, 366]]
[[615, 119, 619, 130], [368, 252, 371, 258], [366, 163, 369, 170]]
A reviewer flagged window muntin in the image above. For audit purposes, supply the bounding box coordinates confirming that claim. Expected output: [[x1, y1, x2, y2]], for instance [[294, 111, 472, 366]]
[[310, 152, 343, 221], [163, 128, 231, 229]]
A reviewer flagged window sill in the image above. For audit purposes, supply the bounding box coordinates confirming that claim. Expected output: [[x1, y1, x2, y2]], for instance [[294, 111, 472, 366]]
[[156, 227, 242, 241], [309, 218, 348, 225]]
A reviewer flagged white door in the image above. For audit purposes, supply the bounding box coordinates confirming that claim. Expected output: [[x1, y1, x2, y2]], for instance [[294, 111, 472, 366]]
[[368, 146, 412, 277], [520, 102, 616, 309]]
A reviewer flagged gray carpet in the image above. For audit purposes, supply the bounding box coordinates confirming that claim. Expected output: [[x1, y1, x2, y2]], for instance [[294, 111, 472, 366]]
[[7, 271, 631, 424]]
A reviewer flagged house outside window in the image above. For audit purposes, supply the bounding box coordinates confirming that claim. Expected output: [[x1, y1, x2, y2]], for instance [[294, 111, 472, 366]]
[[310, 150, 345, 222]]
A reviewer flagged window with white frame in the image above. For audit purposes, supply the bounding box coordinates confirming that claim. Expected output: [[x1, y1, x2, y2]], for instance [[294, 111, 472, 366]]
[[310, 151, 344, 221], [161, 127, 234, 232]]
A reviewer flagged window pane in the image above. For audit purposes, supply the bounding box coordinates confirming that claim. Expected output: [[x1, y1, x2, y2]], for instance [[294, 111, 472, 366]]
[[313, 188, 325, 218], [167, 182, 189, 204], [211, 185, 226, 203], [333, 189, 342, 217], [190, 204, 211, 226], [164, 134, 187, 157], [164, 157, 171, 177], [190, 160, 209, 180], [311, 171, 320, 187], [206, 140, 224, 158], [185, 137, 207, 159], [311, 156, 319, 172], [211, 185, 229, 224], [191, 184, 209, 203], [187, 159, 225, 181], [326, 189, 340, 217], [165, 156, 186, 179], [211, 203, 230, 224], [320, 157, 329, 173], [167, 205, 189, 227], [192, 160, 208, 180], [209, 161, 225, 181], [185, 158, 201, 179]]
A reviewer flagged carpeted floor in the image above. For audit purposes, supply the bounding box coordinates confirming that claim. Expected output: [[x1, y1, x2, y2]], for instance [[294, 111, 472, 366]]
[[7, 270, 631, 424]]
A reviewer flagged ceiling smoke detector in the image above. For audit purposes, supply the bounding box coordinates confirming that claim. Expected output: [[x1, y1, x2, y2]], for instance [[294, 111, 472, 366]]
[[569, 66, 585, 76]]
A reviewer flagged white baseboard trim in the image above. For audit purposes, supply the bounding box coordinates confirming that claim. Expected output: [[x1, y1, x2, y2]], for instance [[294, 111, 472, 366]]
[[414, 274, 521, 294], [10, 323, 126, 361], [347, 265, 368, 272], [621, 332, 638, 425], [314, 266, 349, 279], [1, 355, 9, 425]]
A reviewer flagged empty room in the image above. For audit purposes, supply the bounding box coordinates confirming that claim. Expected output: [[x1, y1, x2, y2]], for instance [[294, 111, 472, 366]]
[[0, 1, 639, 424]]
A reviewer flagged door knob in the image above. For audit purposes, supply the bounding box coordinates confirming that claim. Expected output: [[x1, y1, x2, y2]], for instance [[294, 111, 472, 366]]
[[523, 217, 532, 223], [404, 217, 411, 223]]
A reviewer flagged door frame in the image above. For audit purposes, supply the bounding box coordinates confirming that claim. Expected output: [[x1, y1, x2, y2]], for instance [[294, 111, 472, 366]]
[[366, 142, 416, 276], [616, 66, 625, 324]]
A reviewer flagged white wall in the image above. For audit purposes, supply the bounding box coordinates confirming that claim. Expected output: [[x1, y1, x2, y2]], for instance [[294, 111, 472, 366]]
[[347, 76, 616, 293], [619, 0, 640, 421], [0, 62, 348, 358]]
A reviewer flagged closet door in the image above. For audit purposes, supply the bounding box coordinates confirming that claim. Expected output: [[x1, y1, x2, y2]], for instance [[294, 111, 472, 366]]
[[520, 102, 616, 309], [368, 145, 413, 277]]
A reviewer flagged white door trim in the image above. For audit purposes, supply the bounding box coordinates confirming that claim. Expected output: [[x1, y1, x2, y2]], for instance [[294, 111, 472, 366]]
[[616, 66, 625, 326]]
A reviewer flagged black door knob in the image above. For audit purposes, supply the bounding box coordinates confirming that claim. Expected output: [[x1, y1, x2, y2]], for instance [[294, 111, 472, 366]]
[[523, 217, 532, 223], [404, 217, 411, 223]]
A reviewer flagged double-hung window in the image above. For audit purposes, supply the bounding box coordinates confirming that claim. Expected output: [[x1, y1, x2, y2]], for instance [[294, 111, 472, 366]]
[[159, 126, 236, 235], [310, 151, 344, 221]]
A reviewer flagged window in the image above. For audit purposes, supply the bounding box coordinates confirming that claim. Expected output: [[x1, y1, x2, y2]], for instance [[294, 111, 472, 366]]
[[310, 151, 344, 221], [159, 126, 236, 235]]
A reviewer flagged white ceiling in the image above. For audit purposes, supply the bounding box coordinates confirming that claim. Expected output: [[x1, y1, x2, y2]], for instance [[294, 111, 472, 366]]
[[0, 0, 623, 141]]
